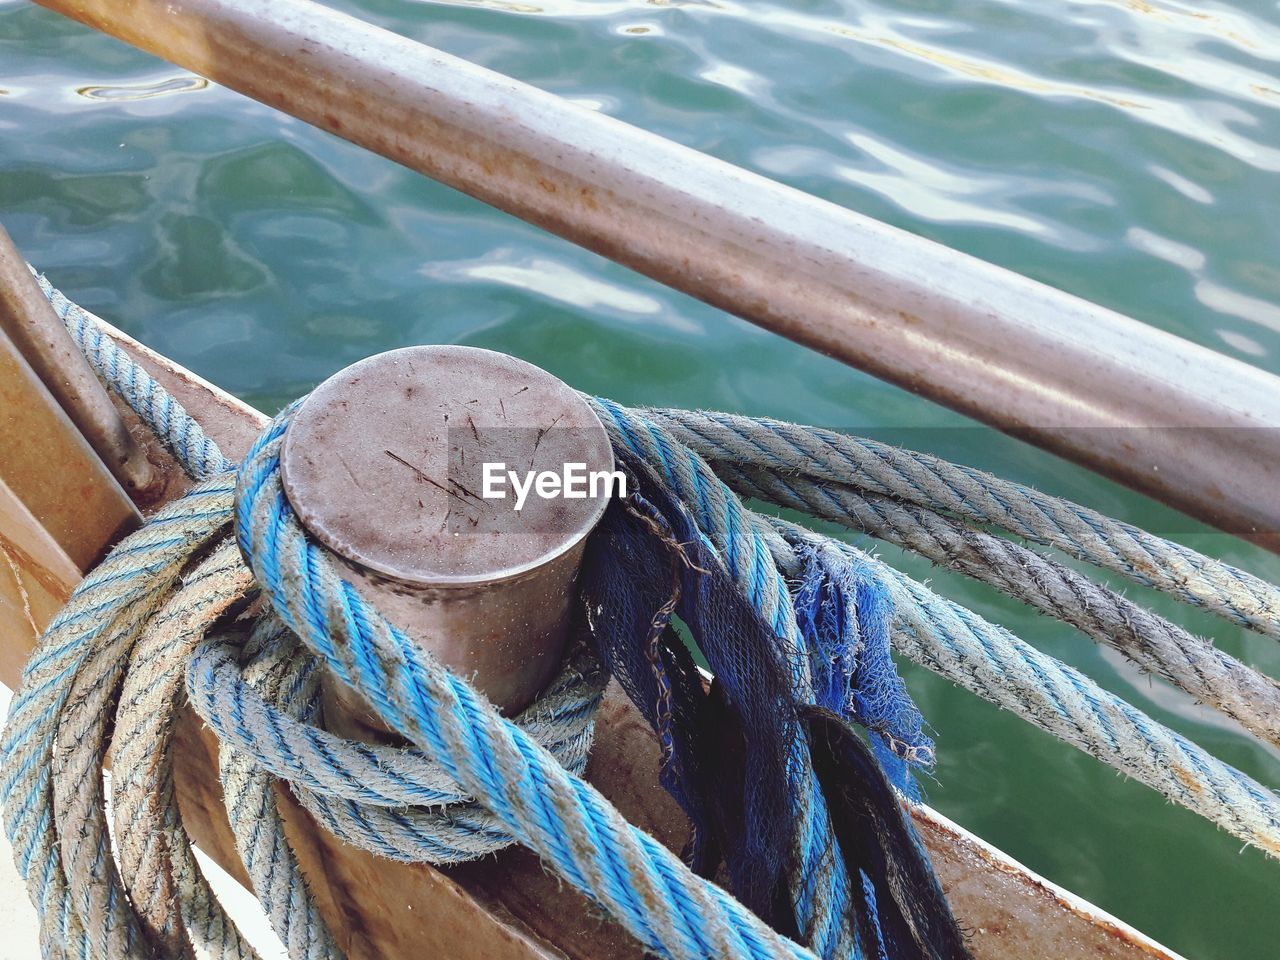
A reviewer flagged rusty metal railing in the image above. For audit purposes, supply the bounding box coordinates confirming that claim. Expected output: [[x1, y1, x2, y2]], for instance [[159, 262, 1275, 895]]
[[27, 0, 1280, 550], [0, 225, 157, 499]]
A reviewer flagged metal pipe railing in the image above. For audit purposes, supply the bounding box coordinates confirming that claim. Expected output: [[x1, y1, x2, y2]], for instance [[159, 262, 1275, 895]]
[[0, 224, 158, 498], [34, 0, 1280, 549]]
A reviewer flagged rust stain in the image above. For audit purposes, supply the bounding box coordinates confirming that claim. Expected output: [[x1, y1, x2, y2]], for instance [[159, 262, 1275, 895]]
[[0, 539, 43, 641], [1171, 764, 1205, 800], [0, 530, 73, 607], [1127, 555, 1160, 581]]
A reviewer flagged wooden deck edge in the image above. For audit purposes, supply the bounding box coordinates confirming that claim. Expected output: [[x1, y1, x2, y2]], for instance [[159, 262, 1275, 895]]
[[0, 310, 1188, 960], [911, 805, 1187, 960]]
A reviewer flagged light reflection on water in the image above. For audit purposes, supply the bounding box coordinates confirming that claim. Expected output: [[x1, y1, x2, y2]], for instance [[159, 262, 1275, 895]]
[[2, 0, 1279, 956], [76, 75, 209, 102]]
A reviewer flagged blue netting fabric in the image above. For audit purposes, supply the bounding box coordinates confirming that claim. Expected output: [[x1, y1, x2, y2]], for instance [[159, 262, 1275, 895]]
[[579, 453, 944, 951], [792, 542, 933, 799]]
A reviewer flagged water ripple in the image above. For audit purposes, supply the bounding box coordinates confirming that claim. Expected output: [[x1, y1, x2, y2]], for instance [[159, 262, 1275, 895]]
[[76, 76, 209, 102]]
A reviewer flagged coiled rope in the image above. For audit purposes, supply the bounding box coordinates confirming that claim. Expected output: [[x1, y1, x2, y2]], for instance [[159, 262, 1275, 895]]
[[2, 275, 1278, 960]]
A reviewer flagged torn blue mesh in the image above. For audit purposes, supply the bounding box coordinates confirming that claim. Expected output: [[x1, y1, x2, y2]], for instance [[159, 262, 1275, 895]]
[[581, 463, 801, 930], [792, 543, 934, 799], [580, 453, 943, 951]]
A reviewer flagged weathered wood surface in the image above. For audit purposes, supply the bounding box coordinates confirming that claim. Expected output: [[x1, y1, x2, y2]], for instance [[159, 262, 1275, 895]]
[[0, 323, 140, 574], [0, 475, 77, 683], [0, 320, 1185, 960]]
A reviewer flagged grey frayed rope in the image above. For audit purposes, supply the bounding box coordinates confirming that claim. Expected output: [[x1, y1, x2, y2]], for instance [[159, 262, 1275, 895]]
[[713, 461, 1280, 746]]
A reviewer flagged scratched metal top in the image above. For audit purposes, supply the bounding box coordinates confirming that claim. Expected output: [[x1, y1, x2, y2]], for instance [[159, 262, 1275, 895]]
[[280, 345, 614, 585]]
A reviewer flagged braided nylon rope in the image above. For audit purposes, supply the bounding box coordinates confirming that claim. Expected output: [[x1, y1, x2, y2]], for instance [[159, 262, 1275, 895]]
[[766, 519, 1280, 856], [189, 627, 607, 862], [1, 475, 235, 960], [646, 408, 1280, 638], [33, 268, 231, 480], [4, 436, 817, 960], [2, 276, 1278, 960], [216, 615, 341, 960], [716, 463, 1280, 747], [593, 404, 1280, 856], [108, 539, 258, 959]]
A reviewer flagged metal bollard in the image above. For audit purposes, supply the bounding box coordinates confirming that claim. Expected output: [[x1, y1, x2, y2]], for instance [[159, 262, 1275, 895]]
[[280, 345, 615, 740]]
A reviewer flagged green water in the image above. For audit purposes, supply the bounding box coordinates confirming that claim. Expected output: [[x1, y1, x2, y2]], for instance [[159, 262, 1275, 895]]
[[3, 0, 1279, 955]]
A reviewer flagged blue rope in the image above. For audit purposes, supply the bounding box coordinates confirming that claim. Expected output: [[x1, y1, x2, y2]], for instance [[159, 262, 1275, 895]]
[[232, 407, 840, 959]]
